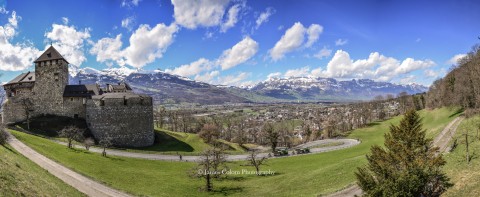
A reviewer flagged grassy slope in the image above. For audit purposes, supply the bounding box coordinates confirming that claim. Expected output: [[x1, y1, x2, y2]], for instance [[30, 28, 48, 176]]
[[0, 144, 84, 197], [123, 129, 246, 155], [10, 108, 457, 197], [442, 115, 480, 197]]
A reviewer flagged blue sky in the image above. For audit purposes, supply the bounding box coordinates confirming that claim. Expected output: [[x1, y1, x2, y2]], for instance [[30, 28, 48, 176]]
[[0, 0, 479, 87]]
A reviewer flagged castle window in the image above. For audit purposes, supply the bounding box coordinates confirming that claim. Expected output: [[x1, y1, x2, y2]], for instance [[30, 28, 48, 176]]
[[70, 98, 73, 101], [47, 53, 51, 58], [100, 100, 105, 106], [123, 96, 127, 106], [54, 73, 59, 81]]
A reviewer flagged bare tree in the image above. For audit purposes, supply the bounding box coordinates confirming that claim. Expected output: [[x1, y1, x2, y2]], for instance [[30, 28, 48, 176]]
[[198, 123, 220, 145], [99, 136, 113, 157], [58, 126, 84, 149], [190, 148, 227, 192], [263, 123, 279, 152], [83, 137, 95, 151], [246, 149, 268, 175], [20, 98, 34, 130]]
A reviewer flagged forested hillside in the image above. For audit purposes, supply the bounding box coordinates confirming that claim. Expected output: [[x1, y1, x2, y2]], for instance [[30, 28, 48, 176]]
[[427, 44, 480, 115]]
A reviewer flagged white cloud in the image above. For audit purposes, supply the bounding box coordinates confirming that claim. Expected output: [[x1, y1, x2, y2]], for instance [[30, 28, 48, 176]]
[[0, 11, 40, 71], [335, 38, 348, 46], [0, 6, 8, 14], [171, 0, 229, 29], [305, 24, 323, 47], [255, 7, 275, 29], [399, 75, 416, 85], [284, 66, 310, 78], [314, 46, 332, 59], [121, 0, 141, 7], [89, 34, 124, 66], [194, 70, 220, 83], [61, 17, 69, 25], [218, 36, 258, 70], [447, 53, 466, 65], [269, 22, 306, 61], [45, 23, 91, 67], [121, 16, 136, 31], [424, 69, 438, 78], [267, 72, 282, 79], [166, 58, 213, 77], [312, 50, 435, 81], [269, 22, 322, 61], [216, 72, 250, 86], [220, 4, 241, 33], [90, 23, 178, 69], [124, 23, 178, 68]]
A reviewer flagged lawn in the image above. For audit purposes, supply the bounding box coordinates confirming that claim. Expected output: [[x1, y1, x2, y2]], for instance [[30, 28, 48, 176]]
[[442, 115, 480, 197], [0, 144, 84, 197], [10, 108, 458, 196]]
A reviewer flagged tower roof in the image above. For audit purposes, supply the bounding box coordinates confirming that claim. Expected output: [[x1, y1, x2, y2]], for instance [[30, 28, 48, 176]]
[[34, 45, 69, 64]]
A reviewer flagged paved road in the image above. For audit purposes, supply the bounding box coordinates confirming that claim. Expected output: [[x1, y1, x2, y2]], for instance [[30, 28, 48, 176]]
[[58, 138, 360, 162], [7, 132, 133, 197], [324, 116, 464, 197]]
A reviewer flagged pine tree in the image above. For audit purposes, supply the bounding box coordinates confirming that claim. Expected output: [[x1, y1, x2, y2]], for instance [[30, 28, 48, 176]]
[[355, 110, 452, 197]]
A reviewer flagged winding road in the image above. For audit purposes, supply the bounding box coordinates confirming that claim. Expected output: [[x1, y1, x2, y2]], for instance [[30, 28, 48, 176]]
[[325, 116, 464, 197], [6, 132, 132, 197], [56, 138, 360, 162]]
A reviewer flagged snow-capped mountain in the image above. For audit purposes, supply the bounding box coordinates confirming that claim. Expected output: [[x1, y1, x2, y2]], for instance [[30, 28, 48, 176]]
[[68, 68, 428, 104], [249, 77, 428, 101]]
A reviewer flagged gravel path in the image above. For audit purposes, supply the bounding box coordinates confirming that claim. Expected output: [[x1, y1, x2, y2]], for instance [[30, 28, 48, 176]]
[[324, 116, 464, 197], [7, 132, 132, 197], [57, 138, 360, 162]]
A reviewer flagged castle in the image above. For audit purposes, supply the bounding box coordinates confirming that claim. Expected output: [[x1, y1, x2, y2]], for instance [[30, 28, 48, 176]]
[[1, 46, 154, 147]]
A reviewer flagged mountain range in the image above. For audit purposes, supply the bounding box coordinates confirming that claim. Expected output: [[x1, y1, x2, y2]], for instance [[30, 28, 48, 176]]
[[66, 67, 428, 105]]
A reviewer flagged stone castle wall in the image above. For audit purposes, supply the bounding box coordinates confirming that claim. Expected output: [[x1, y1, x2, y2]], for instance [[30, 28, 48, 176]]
[[85, 96, 154, 147], [62, 97, 87, 119], [32, 60, 69, 117]]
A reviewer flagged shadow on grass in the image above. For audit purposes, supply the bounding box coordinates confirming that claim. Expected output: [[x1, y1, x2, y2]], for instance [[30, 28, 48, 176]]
[[132, 130, 194, 152], [449, 108, 464, 118], [366, 122, 381, 127], [212, 186, 244, 196], [2, 144, 17, 154]]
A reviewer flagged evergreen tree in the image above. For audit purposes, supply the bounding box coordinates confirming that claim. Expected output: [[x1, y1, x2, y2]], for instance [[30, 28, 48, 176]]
[[355, 110, 452, 197]]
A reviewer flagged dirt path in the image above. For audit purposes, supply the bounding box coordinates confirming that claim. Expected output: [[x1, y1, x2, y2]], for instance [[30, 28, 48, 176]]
[[57, 138, 360, 162], [324, 116, 464, 197], [7, 132, 133, 197]]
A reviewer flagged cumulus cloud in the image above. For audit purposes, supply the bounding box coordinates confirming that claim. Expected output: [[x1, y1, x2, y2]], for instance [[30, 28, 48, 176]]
[[424, 69, 438, 78], [269, 22, 322, 61], [0, 11, 40, 71], [121, 16, 136, 31], [284, 66, 310, 78], [255, 7, 275, 29], [166, 58, 213, 77], [269, 22, 306, 61], [312, 50, 436, 81], [90, 34, 124, 66], [220, 4, 241, 33], [314, 46, 332, 59], [91, 23, 178, 69], [305, 24, 323, 47], [216, 72, 250, 86], [171, 0, 229, 29], [194, 70, 220, 83], [447, 53, 466, 65], [335, 38, 348, 46], [45, 23, 91, 67], [218, 36, 258, 70]]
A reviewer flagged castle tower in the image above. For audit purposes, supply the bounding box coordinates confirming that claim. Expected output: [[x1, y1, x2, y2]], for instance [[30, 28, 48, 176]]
[[32, 46, 69, 116]]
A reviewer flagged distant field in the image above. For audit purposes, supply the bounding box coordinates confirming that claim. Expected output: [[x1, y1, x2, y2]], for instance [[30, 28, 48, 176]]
[[443, 115, 480, 197], [10, 108, 458, 197], [0, 144, 84, 197]]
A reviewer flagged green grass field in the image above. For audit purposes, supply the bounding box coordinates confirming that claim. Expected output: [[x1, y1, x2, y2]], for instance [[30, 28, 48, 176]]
[[443, 115, 480, 197], [0, 144, 84, 197], [9, 108, 459, 196]]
